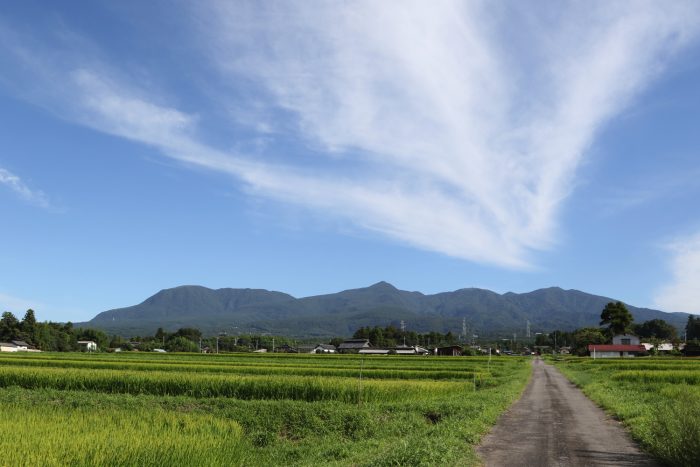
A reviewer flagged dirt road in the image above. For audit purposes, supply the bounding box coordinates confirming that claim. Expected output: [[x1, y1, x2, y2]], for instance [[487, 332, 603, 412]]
[[477, 358, 658, 467]]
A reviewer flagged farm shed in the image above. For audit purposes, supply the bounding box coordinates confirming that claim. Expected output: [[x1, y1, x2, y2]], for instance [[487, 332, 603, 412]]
[[588, 344, 646, 358], [77, 340, 97, 351], [0, 342, 19, 352], [338, 339, 371, 353], [313, 344, 336, 353], [11, 340, 29, 350], [395, 345, 430, 355], [435, 345, 463, 356]]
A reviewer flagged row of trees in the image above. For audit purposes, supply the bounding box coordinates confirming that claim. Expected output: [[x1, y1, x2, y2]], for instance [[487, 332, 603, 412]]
[[4, 302, 698, 354], [352, 325, 460, 348], [0, 310, 109, 351], [598, 301, 700, 342]]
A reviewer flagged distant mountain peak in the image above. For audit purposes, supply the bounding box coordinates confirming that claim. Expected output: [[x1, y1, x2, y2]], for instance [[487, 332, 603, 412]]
[[82, 283, 688, 338]]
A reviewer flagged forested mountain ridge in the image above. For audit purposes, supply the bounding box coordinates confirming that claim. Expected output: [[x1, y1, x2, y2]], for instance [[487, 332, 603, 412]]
[[80, 282, 689, 338]]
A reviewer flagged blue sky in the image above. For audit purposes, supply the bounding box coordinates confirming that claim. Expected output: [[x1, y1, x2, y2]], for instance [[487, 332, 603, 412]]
[[2, 1, 700, 322]]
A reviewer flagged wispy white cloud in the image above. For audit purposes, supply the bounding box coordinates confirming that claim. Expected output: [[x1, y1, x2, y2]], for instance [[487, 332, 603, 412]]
[[1, 2, 699, 267], [654, 232, 700, 314], [0, 167, 50, 208], [190, 0, 700, 266]]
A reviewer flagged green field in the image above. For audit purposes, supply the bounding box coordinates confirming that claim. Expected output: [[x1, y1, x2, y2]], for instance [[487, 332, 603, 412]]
[[552, 356, 700, 467], [0, 352, 531, 466]]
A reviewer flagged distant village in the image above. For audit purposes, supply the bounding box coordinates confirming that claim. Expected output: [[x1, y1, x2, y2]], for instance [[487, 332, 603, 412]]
[[2, 305, 700, 357]]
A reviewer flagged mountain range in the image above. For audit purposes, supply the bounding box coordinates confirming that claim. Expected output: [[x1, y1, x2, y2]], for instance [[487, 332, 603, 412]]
[[79, 282, 690, 338]]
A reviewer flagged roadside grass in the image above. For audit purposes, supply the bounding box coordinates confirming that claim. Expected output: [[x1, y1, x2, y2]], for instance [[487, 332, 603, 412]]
[[0, 353, 531, 466], [552, 357, 700, 467]]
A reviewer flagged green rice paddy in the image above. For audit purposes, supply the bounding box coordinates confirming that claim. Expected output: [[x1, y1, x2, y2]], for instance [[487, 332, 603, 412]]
[[0, 352, 531, 466]]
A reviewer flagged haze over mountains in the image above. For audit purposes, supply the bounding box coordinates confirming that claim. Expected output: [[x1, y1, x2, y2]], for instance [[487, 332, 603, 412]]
[[80, 282, 689, 338]]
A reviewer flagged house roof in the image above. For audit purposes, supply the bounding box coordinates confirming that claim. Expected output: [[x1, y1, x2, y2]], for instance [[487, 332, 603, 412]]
[[315, 344, 336, 350], [0, 342, 17, 347], [436, 345, 463, 350], [588, 344, 646, 352], [11, 340, 29, 347], [338, 339, 370, 349]]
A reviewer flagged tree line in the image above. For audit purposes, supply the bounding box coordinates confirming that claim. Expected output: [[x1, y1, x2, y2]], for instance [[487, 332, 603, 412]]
[[3, 303, 699, 354], [0, 310, 109, 351], [352, 325, 460, 348]]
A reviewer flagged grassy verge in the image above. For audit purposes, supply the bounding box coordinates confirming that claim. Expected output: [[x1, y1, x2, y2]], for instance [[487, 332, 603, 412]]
[[551, 357, 700, 467]]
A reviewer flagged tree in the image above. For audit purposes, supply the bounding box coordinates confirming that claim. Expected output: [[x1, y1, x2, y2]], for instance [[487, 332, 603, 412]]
[[600, 301, 634, 337], [0, 311, 20, 341], [21, 309, 37, 337], [165, 336, 199, 353], [171, 327, 201, 342], [634, 319, 677, 340], [686, 315, 700, 340], [571, 327, 607, 355]]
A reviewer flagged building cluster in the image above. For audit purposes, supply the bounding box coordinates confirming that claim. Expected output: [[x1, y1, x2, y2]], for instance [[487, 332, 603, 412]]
[[273, 339, 467, 356], [588, 334, 686, 358]]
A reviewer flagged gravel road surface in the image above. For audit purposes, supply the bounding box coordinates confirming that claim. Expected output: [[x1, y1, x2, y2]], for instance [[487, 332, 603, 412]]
[[477, 358, 658, 467]]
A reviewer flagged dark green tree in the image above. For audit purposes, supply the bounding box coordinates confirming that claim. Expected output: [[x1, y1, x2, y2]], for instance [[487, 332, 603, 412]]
[[171, 327, 201, 342], [21, 309, 37, 333], [686, 315, 700, 340], [600, 301, 634, 337], [634, 319, 677, 340], [571, 327, 607, 355], [0, 311, 20, 341], [165, 336, 199, 352], [154, 327, 167, 342]]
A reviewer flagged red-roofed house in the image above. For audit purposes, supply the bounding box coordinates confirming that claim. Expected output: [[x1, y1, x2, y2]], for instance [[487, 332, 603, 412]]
[[588, 344, 646, 358]]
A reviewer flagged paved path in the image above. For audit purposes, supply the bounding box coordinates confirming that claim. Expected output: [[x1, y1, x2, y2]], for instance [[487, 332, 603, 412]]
[[477, 358, 658, 467]]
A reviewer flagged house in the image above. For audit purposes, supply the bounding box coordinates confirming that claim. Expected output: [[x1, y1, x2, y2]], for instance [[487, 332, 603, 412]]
[[395, 345, 430, 355], [435, 345, 463, 356], [612, 334, 640, 345], [337, 339, 371, 353], [313, 344, 337, 353], [0, 342, 19, 352], [588, 344, 646, 358], [11, 340, 29, 350], [588, 334, 646, 358], [641, 342, 675, 352], [77, 340, 97, 352]]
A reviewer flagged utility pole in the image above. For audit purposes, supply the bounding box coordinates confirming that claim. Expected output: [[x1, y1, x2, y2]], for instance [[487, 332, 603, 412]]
[[526, 320, 531, 339], [462, 317, 467, 344], [400, 320, 406, 346]]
